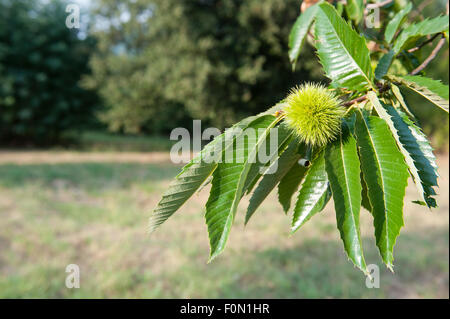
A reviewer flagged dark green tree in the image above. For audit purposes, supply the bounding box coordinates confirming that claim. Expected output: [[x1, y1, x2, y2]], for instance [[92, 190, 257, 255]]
[[0, 0, 99, 145], [84, 0, 323, 133]]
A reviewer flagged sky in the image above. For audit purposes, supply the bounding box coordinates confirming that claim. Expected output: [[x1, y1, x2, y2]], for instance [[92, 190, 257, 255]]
[[73, 0, 91, 8]]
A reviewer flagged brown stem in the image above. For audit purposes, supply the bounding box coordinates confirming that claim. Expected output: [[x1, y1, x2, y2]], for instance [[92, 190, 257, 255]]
[[365, 0, 393, 13], [343, 95, 368, 107], [410, 36, 447, 75], [410, 0, 434, 20], [407, 33, 441, 53], [343, 84, 390, 107]]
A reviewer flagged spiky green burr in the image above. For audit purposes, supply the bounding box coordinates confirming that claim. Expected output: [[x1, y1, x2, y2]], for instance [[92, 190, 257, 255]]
[[283, 83, 345, 147]]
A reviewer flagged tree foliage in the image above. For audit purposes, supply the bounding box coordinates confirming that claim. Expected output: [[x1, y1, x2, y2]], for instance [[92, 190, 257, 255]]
[[85, 0, 323, 133], [151, 0, 449, 274], [0, 0, 98, 145]]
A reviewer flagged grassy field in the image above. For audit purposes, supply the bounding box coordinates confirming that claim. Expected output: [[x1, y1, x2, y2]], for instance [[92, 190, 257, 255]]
[[0, 147, 448, 298]]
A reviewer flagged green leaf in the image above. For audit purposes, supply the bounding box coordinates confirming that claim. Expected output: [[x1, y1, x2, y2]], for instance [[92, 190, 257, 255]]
[[150, 101, 286, 233], [149, 158, 216, 234], [372, 90, 439, 213], [205, 115, 282, 261], [360, 172, 372, 213], [315, 2, 374, 92], [245, 140, 303, 224], [390, 84, 417, 120], [244, 123, 295, 194], [278, 157, 308, 214], [345, 0, 364, 24], [384, 106, 438, 208], [374, 50, 395, 80], [149, 106, 282, 233], [388, 75, 449, 113], [291, 150, 331, 233], [289, 4, 319, 69], [336, 1, 344, 15], [354, 109, 409, 270], [243, 124, 293, 196], [384, 3, 413, 44], [149, 127, 236, 232], [325, 122, 367, 273], [393, 16, 449, 53]]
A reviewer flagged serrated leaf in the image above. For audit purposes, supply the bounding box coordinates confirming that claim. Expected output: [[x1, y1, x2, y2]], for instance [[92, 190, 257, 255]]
[[354, 111, 372, 214], [278, 159, 308, 214], [390, 84, 417, 120], [388, 75, 449, 113], [291, 150, 331, 233], [384, 3, 413, 44], [243, 124, 293, 196], [368, 92, 426, 201], [393, 16, 449, 53], [315, 2, 374, 92], [354, 109, 409, 270], [149, 125, 240, 233], [245, 140, 303, 224], [205, 115, 282, 261], [325, 122, 367, 273], [384, 106, 438, 207], [289, 4, 319, 68], [149, 105, 284, 232]]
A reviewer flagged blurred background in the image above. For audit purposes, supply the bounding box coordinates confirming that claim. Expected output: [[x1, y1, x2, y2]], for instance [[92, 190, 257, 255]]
[[0, 0, 448, 298]]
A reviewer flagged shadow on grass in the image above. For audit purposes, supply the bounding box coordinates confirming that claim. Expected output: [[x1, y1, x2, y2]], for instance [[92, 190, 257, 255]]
[[172, 227, 448, 298], [0, 162, 181, 190]]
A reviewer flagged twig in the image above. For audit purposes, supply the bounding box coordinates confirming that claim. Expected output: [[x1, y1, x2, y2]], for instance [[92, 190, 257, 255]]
[[343, 95, 368, 107], [410, 36, 447, 75], [366, 0, 393, 10], [410, 0, 434, 20], [407, 33, 441, 53], [345, 0, 448, 104], [343, 84, 390, 107], [408, 0, 448, 74]]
